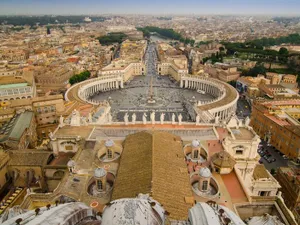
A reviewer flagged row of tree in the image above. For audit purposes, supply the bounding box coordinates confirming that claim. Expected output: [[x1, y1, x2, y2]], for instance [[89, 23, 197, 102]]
[[97, 32, 127, 45], [223, 33, 300, 56], [69, 71, 91, 85], [137, 26, 195, 46]]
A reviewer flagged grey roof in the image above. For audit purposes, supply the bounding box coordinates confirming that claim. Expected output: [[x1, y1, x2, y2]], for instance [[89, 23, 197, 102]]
[[0, 111, 33, 142]]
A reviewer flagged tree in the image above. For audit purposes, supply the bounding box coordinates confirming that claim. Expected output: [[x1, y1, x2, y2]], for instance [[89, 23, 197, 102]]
[[228, 80, 237, 87], [241, 64, 266, 77], [270, 168, 276, 175], [279, 47, 289, 55], [190, 40, 195, 47], [69, 71, 91, 85], [46, 27, 51, 35], [219, 46, 225, 52]]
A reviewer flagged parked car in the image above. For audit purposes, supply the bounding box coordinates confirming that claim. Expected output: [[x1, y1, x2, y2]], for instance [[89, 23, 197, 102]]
[[283, 155, 289, 160], [267, 158, 276, 163]]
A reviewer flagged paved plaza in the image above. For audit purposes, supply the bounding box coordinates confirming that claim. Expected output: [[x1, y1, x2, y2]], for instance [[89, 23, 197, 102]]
[[90, 43, 214, 122]]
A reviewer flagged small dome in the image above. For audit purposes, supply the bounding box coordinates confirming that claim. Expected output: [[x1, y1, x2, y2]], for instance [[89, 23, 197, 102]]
[[67, 159, 76, 167], [199, 167, 211, 178], [105, 139, 114, 147], [192, 140, 200, 148], [94, 168, 107, 178]]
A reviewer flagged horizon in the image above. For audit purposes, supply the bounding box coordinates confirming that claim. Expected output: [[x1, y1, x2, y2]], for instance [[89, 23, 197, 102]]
[[1, 0, 300, 16]]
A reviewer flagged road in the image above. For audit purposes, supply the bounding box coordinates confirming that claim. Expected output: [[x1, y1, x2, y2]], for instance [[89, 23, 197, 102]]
[[236, 98, 251, 119], [258, 140, 288, 171]]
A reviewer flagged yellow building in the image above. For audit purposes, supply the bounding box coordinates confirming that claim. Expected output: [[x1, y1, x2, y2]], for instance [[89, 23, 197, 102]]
[[250, 100, 300, 159]]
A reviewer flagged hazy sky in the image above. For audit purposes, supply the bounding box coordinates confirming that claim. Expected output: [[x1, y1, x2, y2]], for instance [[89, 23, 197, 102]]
[[0, 0, 300, 16]]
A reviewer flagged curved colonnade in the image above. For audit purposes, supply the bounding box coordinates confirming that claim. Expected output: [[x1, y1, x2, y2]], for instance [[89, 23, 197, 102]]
[[181, 75, 239, 123], [76, 75, 123, 105], [66, 74, 238, 124]]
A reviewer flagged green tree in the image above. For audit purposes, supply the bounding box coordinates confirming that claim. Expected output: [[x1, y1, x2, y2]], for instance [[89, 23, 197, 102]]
[[279, 47, 289, 55]]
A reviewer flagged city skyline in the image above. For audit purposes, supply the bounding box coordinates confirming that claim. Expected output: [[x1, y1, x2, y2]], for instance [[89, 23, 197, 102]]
[[1, 0, 300, 16]]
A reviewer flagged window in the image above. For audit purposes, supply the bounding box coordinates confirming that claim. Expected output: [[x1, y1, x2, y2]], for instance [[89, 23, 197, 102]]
[[107, 149, 113, 159], [193, 150, 199, 158], [202, 180, 208, 191], [65, 145, 73, 150], [97, 180, 103, 190], [236, 150, 243, 155]]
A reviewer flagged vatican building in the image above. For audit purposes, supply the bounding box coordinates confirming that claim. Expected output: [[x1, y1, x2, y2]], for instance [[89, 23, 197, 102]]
[[0, 40, 297, 225]]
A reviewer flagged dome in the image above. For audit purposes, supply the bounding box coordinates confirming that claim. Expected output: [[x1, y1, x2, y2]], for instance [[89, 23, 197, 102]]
[[94, 168, 107, 178], [192, 140, 200, 148], [199, 167, 211, 178], [189, 202, 246, 225], [105, 139, 114, 147], [247, 213, 284, 225], [67, 159, 76, 167], [101, 195, 165, 225]]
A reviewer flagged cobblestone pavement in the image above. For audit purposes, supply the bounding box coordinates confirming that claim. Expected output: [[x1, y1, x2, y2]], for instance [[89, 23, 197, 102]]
[[91, 43, 214, 121]]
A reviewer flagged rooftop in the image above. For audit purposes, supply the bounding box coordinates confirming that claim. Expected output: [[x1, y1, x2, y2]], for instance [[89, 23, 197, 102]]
[[253, 164, 270, 180], [112, 131, 193, 220], [0, 76, 27, 85], [231, 127, 255, 140], [0, 111, 34, 142], [8, 150, 52, 166]]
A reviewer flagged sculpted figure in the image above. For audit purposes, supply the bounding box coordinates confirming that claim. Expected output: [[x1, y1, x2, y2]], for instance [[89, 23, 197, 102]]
[[196, 114, 200, 125], [132, 113, 136, 124], [178, 114, 183, 125], [124, 112, 129, 125], [150, 111, 155, 124], [160, 113, 165, 124], [171, 113, 176, 124], [143, 112, 147, 124]]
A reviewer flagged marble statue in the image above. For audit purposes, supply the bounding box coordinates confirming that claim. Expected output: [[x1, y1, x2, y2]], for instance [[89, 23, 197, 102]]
[[150, 111, 155, 124], [132, 113, 136, 124], [245, 116, 250, 126], [124, 113, 129, 125], [49, 131, 54, 139], [171, 113, 176, 124], [26, 188, 31, 196], [143, 112, 147, 124], [59, 115, 64, 127], [178, 114, 183, 125], [215, 115, 219, 124], [196, 114, 200, 125], [70, 109, 81, 126], [160, 113, 165, 124]]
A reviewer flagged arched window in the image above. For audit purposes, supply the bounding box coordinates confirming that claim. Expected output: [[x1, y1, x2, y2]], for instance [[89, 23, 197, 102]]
[[193, 150, 199, 159], [107, 149, 113, 159], [97, 180, 103, 190], [202, 180, 208, 191]]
